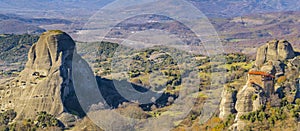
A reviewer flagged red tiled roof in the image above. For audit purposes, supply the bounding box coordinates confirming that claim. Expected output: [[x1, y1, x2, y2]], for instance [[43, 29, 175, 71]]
[[248, 71, 274, 78]]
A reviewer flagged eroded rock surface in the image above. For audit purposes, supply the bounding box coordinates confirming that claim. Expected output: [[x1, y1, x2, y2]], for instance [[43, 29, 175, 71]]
[[0, 30, 84, 125], [219, 87, 237, 120], [255, 39, 295, 67], [232, 85, 267, 130]]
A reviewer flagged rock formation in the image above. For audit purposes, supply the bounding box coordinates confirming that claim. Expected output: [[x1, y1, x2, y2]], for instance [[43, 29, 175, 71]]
[[221, 39, 298, 130], [231, 84, 267, 130], [255, 39, 295, 67], [0, 30, 85, 126], [219, 86, 237, 120]]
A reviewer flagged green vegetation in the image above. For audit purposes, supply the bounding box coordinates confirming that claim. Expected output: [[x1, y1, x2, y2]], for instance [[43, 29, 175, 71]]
[[240, 101, 300, 130], [0, 111, 61, 131], [0, 109, 17, 126], [97, 41, 120, 60], [47, 30, 64, 34], [196, 114, 236, 130], [0, 37, 262, 130], [34, 111, 60, 128], [252, 94, 258, 101], [0, 34, 39, 63], [224, 53, 247, 64]]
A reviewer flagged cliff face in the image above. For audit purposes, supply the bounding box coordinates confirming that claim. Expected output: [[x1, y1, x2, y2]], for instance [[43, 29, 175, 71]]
[[232, 84, 267, 130], [21, 30, 75, 77], [0, 30, 83, 124], [219, 87, 237, 120]]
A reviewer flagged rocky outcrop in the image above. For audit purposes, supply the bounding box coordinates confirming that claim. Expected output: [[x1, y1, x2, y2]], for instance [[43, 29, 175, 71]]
[[21, 30, 75, 77], [255, 44, 268, 67], [0, 30, 84, 125], [231, 84, 267, 130], [278, 40, 295, 61], [255, 39, 295, 67], [229, 40, 298, 130], [219, 86, 237, 120], [235, 86, 256, 114]]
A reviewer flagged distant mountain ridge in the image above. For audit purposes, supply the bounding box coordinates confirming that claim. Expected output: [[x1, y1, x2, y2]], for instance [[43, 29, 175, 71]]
[[0, 13, 72, 35], [1, 0, 299, 18], [0, 0, 114, 12], [190, 0, 300, 17], [0, 14, 71, 25]]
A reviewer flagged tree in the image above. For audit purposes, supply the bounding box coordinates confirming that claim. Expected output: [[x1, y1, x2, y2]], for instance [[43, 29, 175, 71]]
[[0, 109, 17, 126], [35, 111, 60, 128], [296, 99, 300, 106], [277, 76, 287, 85]]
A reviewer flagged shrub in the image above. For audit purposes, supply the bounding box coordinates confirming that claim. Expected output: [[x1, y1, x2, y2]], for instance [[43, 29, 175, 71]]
[[295, 98, 300, 105], [0, 109, 17, 126], [277, 76, 287, 84], [48, 30, 64, 34], [252, 94, 258, 101], [35, 111, 59, 128]]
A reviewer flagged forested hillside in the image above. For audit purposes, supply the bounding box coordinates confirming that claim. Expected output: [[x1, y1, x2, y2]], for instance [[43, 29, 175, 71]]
[[0, 34, 38, 63]]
